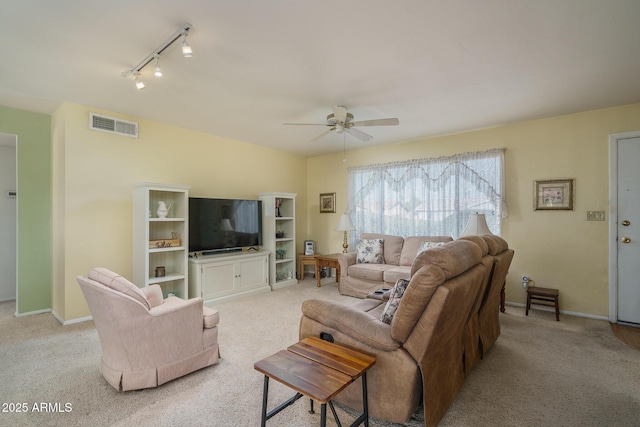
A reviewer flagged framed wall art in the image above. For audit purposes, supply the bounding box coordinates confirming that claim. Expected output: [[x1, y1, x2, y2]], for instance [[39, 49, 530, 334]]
[[319, 193, 336, 213], [534, 179, 575, 210]]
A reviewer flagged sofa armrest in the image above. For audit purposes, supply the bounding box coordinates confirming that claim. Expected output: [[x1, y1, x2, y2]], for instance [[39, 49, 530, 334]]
[[338, 252, 357, 277], [301, 299, 399, 351], [149, 296, 203, 317]]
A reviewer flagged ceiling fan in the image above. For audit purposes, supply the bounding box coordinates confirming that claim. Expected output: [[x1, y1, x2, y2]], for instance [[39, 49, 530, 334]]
[[283, 106, 399, 143]]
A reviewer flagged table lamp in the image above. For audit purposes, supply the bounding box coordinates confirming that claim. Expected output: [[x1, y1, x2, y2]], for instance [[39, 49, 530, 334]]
[[460, 213, 493, 236], [336, 214, 356, 253]]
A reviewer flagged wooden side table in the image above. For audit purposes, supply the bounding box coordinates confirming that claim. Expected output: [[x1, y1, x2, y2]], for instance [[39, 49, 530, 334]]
[[297, 254, 318, 280], [315, 253, 341, 287], [254, 336, 376, 427], [526, 286, 560, 321]]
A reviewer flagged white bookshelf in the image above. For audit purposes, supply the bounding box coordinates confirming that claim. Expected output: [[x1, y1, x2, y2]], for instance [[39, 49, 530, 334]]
[[258, 192, 297, 288], [132, 182, 190, 298]]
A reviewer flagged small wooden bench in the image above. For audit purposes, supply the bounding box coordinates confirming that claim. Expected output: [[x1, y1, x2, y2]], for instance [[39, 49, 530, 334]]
[[526, 286, 560, 321], [297, 254, 318, 280]]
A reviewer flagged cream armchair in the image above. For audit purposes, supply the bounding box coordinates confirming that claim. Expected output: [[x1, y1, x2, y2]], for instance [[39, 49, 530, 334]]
[[77, 268, 220, 391]]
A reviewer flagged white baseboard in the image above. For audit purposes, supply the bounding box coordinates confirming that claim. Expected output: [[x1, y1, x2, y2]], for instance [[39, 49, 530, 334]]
[[62, 315, 93, 325], [505, 302, 609, 321], [15, 308, 51, 317], [51, 309, 93, 325]]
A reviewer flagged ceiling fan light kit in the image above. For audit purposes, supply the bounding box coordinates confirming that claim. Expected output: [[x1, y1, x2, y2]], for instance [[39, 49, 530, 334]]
[[284, 105, 399, 143], [122, 23, 193, 90]]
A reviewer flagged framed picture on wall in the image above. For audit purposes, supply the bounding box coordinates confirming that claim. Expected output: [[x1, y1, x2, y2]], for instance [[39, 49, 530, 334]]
[[534, 179, 575, 210], [319, 193, 336, 213]]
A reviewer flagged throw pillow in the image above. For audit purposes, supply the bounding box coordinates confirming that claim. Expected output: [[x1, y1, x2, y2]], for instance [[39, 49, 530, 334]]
[[380, 278, 410, 325], [416, 240, 446, 257], [356, 238, 384, 264]]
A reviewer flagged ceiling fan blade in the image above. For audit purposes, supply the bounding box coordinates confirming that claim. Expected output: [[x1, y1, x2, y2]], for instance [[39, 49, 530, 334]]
[[345, 127, 373, 142], [283, 122, 328, 126], [309, 128, 335, 143], [332, 105, 348, 124], [351, 118, 399, 127]]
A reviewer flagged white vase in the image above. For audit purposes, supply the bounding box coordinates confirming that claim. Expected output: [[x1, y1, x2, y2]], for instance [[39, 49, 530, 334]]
[[156, 201, 171, 218]]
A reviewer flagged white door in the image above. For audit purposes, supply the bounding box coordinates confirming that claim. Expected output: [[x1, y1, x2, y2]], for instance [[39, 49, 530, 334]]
[[616, 136, 640, 324]]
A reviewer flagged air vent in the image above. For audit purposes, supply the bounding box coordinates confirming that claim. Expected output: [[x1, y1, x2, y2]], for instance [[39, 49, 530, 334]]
[[89, 113, 138, 138]]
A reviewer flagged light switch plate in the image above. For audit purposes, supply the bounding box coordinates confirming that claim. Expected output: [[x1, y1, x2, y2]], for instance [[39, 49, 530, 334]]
[[587, 211, 605, 221]]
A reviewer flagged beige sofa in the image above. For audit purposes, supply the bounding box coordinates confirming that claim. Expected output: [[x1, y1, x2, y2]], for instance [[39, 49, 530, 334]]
[[338, 233, 453, 298], [300, 239, 489, 425], [77, 268, 220, 391], [469, 235, 514, 358]]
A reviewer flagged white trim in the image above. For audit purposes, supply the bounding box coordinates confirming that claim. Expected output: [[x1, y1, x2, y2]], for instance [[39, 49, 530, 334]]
[[50, 310, 93, 325], [15, 307, 51, 317], [505, 302, 609, 321], [63, 315, 93, 325], [608, 131, 640, 324], [51, 310, 64, 324], [51, 311, 93, 326]]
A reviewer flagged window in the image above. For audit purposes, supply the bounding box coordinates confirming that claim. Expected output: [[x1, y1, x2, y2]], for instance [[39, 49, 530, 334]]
[[347, 148, 506, 242]]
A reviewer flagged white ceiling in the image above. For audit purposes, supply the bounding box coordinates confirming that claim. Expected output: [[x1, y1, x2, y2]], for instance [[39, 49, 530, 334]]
[[2, 0, 640, 157]]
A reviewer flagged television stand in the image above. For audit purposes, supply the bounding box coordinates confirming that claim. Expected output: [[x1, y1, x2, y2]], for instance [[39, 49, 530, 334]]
[[188, 251, 270, 305]]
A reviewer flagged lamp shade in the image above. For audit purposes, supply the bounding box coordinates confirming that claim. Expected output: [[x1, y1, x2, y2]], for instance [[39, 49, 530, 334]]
[[336, 214, 356, 232], [460, 213, 493, 236]]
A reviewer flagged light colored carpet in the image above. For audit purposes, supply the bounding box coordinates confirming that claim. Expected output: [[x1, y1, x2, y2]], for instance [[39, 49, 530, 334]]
[[1, 278, 639, 427]]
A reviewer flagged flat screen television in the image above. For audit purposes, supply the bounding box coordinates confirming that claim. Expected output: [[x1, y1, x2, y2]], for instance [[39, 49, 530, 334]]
[[189, 198, 262, 253]]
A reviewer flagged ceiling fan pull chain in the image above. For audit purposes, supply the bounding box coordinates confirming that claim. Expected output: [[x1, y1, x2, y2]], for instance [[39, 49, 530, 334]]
[[343, 132, 347, 162]]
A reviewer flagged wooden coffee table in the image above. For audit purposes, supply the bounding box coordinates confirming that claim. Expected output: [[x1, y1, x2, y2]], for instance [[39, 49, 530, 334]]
[[315, 253, 341, 287], [254, 336, 376, 427]]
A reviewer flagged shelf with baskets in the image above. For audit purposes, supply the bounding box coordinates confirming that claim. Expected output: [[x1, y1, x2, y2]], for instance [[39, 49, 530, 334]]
[[132, 183, 190, 298], [259, 192, 297, 288]]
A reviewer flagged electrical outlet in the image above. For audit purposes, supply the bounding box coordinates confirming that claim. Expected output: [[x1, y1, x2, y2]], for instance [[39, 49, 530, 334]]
[[587, 211, 605, 221]]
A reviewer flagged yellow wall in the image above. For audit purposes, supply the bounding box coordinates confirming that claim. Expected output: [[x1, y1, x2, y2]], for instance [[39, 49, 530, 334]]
[[53, 102, 307, 321], [51, 101, 640, 320], [307, 103, 640, 317]]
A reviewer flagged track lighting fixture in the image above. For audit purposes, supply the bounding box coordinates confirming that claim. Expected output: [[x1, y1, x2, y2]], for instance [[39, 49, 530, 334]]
[[134, 72, 145, 90], [153, 56, 163, 77], [182, 34, 193, 58], [122, 23, 192, 90]]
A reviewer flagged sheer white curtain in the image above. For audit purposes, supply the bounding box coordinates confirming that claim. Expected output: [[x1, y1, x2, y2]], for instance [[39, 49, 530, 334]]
[[346, 148, 506, 245]]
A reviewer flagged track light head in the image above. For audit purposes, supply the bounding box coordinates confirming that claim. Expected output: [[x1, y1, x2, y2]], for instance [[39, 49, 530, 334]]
[[182, 33, 193, 58], [134, 72, 145, 90], [153, 56, 163, 77]]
